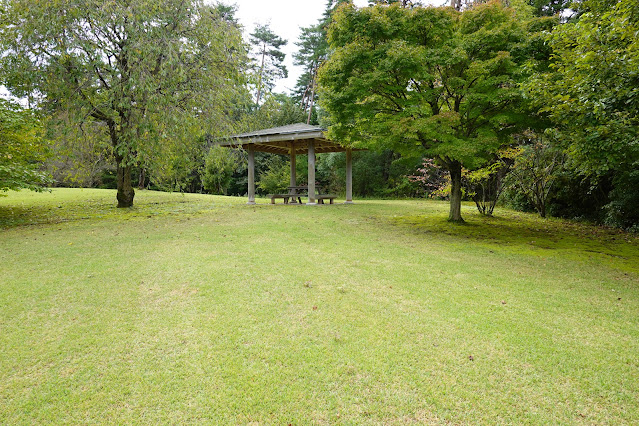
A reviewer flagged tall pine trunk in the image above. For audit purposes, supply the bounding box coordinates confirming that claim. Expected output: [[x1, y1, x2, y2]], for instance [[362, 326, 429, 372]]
[[448, 161, 463, 222], [255, 44, 266, 105]]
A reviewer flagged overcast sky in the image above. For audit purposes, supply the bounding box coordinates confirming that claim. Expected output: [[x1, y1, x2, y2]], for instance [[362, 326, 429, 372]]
[[230, 0, 445, 94]]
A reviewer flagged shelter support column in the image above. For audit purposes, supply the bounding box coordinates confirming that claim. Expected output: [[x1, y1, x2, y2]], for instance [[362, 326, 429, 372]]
[[307, 140, 316, 205], [290, 142, 296, 187], [247, 145, 256, 205], [345, 148, 353, 204]]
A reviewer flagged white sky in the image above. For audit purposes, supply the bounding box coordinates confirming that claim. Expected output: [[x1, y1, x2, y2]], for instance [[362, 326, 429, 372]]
[[229, 0, 445, 94]]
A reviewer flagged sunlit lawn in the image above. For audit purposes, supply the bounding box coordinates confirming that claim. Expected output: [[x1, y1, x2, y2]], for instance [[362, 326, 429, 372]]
[[1, 188, 638, 423]]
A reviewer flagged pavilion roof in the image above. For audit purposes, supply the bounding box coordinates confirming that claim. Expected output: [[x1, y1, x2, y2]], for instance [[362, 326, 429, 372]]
[[218, 123, 357, 155]]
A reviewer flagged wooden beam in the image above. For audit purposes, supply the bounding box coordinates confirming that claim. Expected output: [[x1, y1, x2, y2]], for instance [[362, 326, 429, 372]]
[[217, 137, 362, 155], [228, 131, 325, 145], [346, 148, 353, 204], [307, 140, 316, 205], [247, 145, 255, 205], [290, 142, 296, 188], [244, 144, 287, 155]]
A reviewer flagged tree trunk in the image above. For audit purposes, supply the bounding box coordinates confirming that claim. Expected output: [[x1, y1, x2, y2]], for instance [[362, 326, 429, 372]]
[[255, 44, 266, 105], [306, 68, 317, 124], [116, 157, 135, 208], [448, 161, 464, 222], [538, 198, 547, 218], [138, 167, 146, 190], [108, 122, 135, 208]]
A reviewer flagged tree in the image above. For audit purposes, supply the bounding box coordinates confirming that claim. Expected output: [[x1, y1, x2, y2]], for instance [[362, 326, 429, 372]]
[[525, 0, 639, 226], [409, 158, 450, 198], [527, 0, 572, 17], [0, 99, 51, 193], [250, 94, 307, 130], [293, 24, 327, 124], [45, 114, 113, 188], [505, 135, 564, 218], [0, 0, 247, 207], [249, 24, 288, 105], [202, 145, 239, 195], [293, 1, 352, 124], [465, 148, 518, 215], [368, 0, 421, 7], [319, 1, 526, 221], [256, 159, 290, 195], [528, 0, 639, 177]]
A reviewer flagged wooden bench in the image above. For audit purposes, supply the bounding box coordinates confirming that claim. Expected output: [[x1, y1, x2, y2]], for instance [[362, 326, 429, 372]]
[[270, 194, 289, 204], [269, 194, 302, 204], [317, 194, 337, 204]]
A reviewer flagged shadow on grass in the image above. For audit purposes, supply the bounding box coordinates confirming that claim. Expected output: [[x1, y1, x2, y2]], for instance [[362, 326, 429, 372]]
[[0, 193, 226, 229], [389, 208, 639, 274]]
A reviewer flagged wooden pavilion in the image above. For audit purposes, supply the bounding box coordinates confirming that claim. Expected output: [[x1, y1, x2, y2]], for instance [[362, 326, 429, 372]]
[[219, 123, 357, 205]]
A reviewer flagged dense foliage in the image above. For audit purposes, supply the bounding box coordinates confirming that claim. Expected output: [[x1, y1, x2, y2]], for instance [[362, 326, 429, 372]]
[[525, 0, 639, 228], [0, 0, 247, 207], [1, 0, 637, 229], [0, 99, 51, 193], [319, 2, 527, 221]]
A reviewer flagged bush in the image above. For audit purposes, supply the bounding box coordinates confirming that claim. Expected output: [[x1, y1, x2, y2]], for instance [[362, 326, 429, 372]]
[[202, 146, 238, 195], [257, 159, 290, 194], [604, 169, 639, 230]]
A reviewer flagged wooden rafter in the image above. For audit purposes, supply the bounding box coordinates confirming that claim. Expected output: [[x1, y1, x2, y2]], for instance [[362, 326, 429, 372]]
[[218, 123, 361, 155]]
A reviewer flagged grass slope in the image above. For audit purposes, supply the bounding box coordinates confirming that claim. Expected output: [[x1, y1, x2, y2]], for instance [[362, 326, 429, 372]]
[[1, 189, 638, 423]]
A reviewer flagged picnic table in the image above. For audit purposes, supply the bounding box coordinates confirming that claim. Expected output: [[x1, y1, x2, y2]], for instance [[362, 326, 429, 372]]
[[270, 186, 314, 204], [286, 186, 307, 204], [269, 185, 337, 205]]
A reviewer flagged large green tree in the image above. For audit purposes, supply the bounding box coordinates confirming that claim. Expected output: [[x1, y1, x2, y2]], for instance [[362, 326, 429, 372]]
[[527, 0, 639, 177], [0, 0, 246, 207], [525, 0, 639, 227], [319, 1, 526, 221]]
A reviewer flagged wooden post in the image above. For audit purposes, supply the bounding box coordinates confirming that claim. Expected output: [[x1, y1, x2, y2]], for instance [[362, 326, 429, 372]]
[[345, 148, 353, 204], [289, 142, 298, 204], [247, 145, 255, 205], [307, 140, 316, 205], [290, 142, 296, 187]]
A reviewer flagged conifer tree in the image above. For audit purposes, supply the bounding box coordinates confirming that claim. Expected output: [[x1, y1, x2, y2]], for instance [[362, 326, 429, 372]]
[[249, 24, 288, 105]]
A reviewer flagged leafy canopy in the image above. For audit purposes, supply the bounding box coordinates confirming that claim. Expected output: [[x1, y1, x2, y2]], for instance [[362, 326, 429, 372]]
[[0, 99, 51, 193], [0, 0, 248, 206], [319, 1, 527, 220], [320, 2, 526, 167], [525, 0, 639, 178]]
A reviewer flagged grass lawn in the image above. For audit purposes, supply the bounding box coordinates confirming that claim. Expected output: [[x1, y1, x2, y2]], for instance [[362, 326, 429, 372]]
[[1, 188, 638, 423]]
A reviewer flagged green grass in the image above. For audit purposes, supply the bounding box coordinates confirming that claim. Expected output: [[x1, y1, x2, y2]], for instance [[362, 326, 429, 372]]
[[1, 188, 638, 423]]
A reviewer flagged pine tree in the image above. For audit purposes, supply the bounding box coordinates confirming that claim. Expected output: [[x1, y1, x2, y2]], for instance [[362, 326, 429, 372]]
[[249, 24, 288, 105], [292, 0, 351, 124]]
